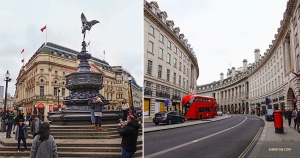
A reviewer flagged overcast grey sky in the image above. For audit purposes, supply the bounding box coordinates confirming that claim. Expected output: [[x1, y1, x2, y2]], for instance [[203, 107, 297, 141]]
[[0, 0, 142, 97], [153, 0, 288, 86]]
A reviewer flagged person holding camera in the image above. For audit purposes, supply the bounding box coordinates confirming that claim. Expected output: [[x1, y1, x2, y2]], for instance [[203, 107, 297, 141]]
[[117, 115, 140, 158]]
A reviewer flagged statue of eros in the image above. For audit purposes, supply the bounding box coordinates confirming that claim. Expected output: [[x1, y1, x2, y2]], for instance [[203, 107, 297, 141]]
[[81, 13, 99, 40]]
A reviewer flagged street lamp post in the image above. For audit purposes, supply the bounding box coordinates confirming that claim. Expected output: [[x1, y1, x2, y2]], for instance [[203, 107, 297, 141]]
[[1, 70, 11, 132], [128, 77, 133, 108], [57, 88, 60, 111]]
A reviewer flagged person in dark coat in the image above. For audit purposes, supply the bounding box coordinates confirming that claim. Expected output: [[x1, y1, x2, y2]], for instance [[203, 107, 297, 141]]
[[88, 97, 96, 127], [6, 110, 15, 138], [297, 109, 300, 131], [117, 115, 140, 158], [15, 119, 29, 152], [286, 108, 293, 127], [93, 96, 110, 130]]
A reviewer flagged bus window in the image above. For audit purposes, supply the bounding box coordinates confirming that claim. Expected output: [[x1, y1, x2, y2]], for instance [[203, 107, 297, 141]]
[[199, 108, 204, 112]]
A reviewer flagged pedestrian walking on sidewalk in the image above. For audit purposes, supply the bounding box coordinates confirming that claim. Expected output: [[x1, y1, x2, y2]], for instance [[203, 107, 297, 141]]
[[30, 115, 42, 138], [286, 108, 293, 127], [121, 100, 129, 122], [94, 96, 110, 130], [293, 108, 298, 130], [296, 109, 300, 132], [30, 122, 58, 158], [88, 97, 96, 127], [15, 119, 29, 152], [6, 110, 15, 138], [117, 115, 141, 158]]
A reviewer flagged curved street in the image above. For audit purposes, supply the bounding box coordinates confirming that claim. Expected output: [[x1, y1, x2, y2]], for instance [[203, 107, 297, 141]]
[[144, 115, 264, 158]]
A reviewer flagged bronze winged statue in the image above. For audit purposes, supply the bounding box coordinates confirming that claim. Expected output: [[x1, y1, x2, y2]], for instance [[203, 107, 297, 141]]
[[81, 13, 99, 40]]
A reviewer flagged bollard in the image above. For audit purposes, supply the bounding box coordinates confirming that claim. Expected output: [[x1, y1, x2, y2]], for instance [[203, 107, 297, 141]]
[[273, 110, 284, 134]]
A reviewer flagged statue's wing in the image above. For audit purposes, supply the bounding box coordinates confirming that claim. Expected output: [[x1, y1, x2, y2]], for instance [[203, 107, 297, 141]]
[[90, 20, 99, 27], [81, 13, 87, 24]]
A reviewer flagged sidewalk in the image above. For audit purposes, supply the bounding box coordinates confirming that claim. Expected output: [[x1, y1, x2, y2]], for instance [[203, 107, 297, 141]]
[[144, 115, 231, 133], [248, 116, 300, 158]]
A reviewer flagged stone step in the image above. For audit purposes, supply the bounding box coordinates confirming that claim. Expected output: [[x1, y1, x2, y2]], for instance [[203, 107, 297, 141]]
[[0, 144, 143, 152], [0, 139, 142, 147], [0, 150, 142, 157]]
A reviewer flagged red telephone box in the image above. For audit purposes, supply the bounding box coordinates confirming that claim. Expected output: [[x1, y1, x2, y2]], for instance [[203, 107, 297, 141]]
[[273, 110, 284, 134]]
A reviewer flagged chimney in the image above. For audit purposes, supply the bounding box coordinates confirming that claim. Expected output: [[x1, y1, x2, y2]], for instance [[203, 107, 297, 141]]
[[254, 49, 260, 62], [232, 67, 236, 78], [220, 73, 224, 82], [243, 59, 248, 71]]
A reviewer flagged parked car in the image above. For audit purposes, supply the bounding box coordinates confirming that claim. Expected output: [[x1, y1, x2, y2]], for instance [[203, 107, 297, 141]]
[[265, 109, 274, 121], [153, 111, 185, 125], [217, 111, 222, 116]]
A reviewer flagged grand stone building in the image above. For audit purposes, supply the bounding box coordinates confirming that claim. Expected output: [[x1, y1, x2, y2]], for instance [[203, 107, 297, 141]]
[[197, 0, 300, 114], [144, 1, 199, 119], [14, 42, 141, 120]]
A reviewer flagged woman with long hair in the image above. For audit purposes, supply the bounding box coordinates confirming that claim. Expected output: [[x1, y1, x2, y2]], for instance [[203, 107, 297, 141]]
[[30, 122, 58, 158]]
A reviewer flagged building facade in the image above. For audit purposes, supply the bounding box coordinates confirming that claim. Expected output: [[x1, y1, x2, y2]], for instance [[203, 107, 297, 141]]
[[14, 42, 140, 120], [0, 86, 4, 99], [197, 0, 300, 114], [144, 1, 199, 119]]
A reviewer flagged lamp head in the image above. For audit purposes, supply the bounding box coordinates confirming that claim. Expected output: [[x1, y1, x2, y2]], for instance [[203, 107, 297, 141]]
[[128, 76, 132, 81], [5, 70, 10, 78]]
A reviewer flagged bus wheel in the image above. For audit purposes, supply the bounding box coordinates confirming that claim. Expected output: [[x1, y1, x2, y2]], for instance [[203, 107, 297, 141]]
[[181, 118, 185, 123], [167, 119, 172, 125], [200, 115, 202, 119], [212, 115, 214, 118], [155, 123, 158, 125]]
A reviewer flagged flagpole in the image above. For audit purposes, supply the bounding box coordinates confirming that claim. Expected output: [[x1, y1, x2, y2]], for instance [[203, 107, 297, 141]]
[[46, 25, 47, 43], [22, 49, 24, 66]]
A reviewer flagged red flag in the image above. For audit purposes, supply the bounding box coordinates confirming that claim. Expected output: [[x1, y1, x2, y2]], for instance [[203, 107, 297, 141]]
[[41, 25, 46, 32], [87, 41, 90, 47], [21, 49, 24, 54], [21, 59, 24, 63]]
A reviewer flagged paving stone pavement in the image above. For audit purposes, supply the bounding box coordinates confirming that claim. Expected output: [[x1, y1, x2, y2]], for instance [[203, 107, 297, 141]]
[[248, 115, 300, 158]]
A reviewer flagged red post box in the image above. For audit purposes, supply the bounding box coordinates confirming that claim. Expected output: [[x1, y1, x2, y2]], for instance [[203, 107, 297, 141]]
[[273, 110, 284, 134]]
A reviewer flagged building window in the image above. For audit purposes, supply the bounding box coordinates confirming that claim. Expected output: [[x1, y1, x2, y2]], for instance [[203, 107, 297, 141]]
[[167, 69, 170, 81], [183, 78, 185, 88], [40, 86, 44, 96], [174, 58, 177, 68], [159, 48, 163, 59], [147, 60, 152, 75], [55, 71, 58, 76], [187, 80, 189, 89], [40, 69, 44, 74], [184, 55, 186, 62], [168, 41, 171, 49], [62, 88, 65, 96], [63, 72, 65, 76], [167, 53, 171, 63], [149, 26, 154, 35], [148, 41, 154, 53], [179, 75, 181, 86], [54, 87, 58, 96], [184, 65, 185, 74], [180, 51, 182, 58], [40, 79, 44, 83], [187, 68, 189, 76], [158, 65, 162, 78], [179, 62, 182, 71], [174, 46, 177, 54], [173, 73, 176, 84], [159, 34, 164, 43]]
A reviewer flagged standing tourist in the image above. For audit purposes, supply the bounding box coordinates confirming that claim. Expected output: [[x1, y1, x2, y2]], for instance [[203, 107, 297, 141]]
[[30, 122, 58, 158], [30, 115, 42, 138], [121, 100, 129, 122], [15, 119, 29, 152], [286, 108, 293, 128], [88, 97, 96, 127], [94, 96, 110, 130], [117, 115, 140, 158], [6, 110, 15, 138]]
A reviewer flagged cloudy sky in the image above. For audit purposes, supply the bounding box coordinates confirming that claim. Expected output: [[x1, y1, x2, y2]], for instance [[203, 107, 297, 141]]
[[0, 0, 142, 97], [153, 0, 288, 86]]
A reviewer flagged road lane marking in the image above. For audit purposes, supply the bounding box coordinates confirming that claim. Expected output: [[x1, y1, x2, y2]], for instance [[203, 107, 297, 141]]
[[238, 127, 263, 158], [145, 116, 248, 158]]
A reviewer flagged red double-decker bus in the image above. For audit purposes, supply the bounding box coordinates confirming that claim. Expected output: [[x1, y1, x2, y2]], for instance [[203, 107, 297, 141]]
[[181, 94, 217, 119]]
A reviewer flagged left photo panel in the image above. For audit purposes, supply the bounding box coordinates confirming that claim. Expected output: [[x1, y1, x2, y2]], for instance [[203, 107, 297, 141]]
[[0, 0, 143, 157]]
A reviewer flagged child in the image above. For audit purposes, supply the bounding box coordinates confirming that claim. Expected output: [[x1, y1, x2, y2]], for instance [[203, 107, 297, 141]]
[[15, 119, 29, 152], [30, 115, 41, 138]]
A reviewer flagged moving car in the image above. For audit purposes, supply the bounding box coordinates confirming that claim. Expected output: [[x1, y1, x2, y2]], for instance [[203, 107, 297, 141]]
[[217, 111, 222, 116], [153, 111, 185, 125], [265, 109, 274, 121]]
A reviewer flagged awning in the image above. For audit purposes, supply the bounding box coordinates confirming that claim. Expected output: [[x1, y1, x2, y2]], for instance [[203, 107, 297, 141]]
[[37, 103, 45, 109], [61, 104, 67, 109], [53, 104, 59, 109]]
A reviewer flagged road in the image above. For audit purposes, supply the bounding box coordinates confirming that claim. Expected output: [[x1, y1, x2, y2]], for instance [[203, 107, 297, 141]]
[[144, 115, 264, 158]]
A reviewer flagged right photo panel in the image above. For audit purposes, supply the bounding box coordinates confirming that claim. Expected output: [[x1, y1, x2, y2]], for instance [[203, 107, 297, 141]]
[[144, 0, 300, 158]]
